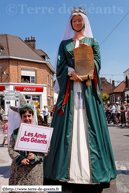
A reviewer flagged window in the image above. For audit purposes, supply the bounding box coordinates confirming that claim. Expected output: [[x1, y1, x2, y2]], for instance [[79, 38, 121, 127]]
[[32, 96, 40, 101], [21, 69, 36, 84], [47, 74, 49, 84], [51, 77, 53, 88], [41, 55, 48, 61], [51, 97, 53, 106], [113, 94, 115, 103], [30, 76, 35, 83], [42, 55, 45, 60], [25, 95, 31, 99]]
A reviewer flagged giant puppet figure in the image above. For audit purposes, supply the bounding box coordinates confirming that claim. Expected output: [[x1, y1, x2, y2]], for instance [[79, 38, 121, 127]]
[[44, 6, 116, 185]]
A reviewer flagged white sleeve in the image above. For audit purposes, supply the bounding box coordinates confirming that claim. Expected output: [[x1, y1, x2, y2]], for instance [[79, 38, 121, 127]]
[[46, 108, 48, 115], [68, 67, 75, 76]]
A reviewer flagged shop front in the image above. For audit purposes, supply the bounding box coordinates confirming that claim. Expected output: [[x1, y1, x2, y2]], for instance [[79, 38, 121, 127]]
[[0, 84, 47, 115], [15, 86, 44, 109]]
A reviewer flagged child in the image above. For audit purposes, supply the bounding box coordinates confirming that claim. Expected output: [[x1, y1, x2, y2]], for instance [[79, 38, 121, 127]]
[[8, 104, 47, 186], [0, 116, 8, 146]]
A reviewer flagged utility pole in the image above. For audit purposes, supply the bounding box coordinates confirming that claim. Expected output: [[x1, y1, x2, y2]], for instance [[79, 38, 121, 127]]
[[110, 79, 111, 92]]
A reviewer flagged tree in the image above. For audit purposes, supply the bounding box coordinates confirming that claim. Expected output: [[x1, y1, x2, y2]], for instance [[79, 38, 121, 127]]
[[102, 93, 109, 101]]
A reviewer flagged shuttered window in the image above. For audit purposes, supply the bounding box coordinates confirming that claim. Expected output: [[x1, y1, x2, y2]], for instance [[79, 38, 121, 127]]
[[21, 69, 36, 83]]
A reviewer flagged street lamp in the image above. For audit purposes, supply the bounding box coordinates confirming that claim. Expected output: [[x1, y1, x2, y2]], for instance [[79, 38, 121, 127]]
[[2, 71, 10, 82], [3, 71, 8, 75]]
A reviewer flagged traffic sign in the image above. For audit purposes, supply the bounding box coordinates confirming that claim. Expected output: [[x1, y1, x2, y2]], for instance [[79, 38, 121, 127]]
[[3, 97, 19, 100], [3, 90, 20, 100]]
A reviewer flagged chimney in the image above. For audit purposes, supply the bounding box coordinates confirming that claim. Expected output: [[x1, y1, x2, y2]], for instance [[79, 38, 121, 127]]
[[112, 80, 115, 87], [24, 36, 36, 49]]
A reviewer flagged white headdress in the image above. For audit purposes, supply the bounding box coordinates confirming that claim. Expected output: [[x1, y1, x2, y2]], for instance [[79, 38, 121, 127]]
[[8, 95, 38, 143], [54, 8, 93, 93]]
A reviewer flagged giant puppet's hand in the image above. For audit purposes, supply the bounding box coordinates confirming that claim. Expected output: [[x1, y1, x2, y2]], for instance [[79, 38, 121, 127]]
[[71, 71, 84, 82]]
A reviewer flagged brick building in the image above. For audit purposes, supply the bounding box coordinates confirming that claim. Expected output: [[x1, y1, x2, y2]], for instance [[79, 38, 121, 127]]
[[0, 34, 55, 114], [100, 77, 116, 96], [109, 81, 125, 103]]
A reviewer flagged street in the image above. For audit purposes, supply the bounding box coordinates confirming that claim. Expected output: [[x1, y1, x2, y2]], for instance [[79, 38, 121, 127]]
[[0, 124, 129, 193]]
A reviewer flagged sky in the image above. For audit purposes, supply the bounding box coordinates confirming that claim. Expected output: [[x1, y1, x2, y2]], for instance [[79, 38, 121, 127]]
[[0, 0, 129, 86]]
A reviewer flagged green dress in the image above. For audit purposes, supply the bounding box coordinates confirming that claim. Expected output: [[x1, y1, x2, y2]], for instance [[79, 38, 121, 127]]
[[44, 37, 117, 184]]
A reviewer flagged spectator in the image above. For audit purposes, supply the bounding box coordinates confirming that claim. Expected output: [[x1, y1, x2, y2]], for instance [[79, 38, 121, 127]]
[[43, 106, 48, 123], [50, 106, 53, 117], [37, 108, 48, 127], [21, 78, 24, 82], [52, 104, 56, 115], [108, 103, 117, 124], [0, 116, 8, 146], [120, 103, 126, 127], [126, 103, 129, 127], [37, 107, 40, 116], [0, 105, 4, 122], [116, 102, 121, 124], [105, 104, 110, 119]]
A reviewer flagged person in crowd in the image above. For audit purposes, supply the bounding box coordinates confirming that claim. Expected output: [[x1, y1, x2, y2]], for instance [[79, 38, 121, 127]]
[[43, 106, 48, 123], [103, 102, 106, 111], [108, 103, 117, 124], [126, 103, 129, 127], [116, 102, 121, 124], [52, 104, 56, 115], [120, 102, 126, 127], [36, 106, 40, 115], [25, 79, 29, 83], [0, 105, 4, 122], [105, 104, 110, 120], [50, 106, 53, 117], [124, 101, 127, 106], [44, 6, 116, 190], [0, 116, 8, 146], [21, 78, 24, 82], [37, 107, 48, 127], [8, 104, 46, 186], [125, 102, 128, 122]]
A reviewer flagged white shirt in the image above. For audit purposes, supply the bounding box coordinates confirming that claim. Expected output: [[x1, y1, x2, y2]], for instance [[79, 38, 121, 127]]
[[116, 105, 121, 113], [43, 107, 48, 116], [110, 105, 116, 113]]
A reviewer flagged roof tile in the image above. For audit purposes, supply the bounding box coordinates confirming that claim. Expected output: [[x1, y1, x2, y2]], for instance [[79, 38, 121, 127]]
[[113, 81, 125, 92]]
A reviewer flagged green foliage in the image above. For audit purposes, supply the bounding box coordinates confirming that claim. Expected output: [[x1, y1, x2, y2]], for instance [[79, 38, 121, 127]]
[[102, 93, 109, 101]]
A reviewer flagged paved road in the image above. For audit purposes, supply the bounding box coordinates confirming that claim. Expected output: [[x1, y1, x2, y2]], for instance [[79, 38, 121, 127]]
[[0, 124, 129, 193], [108, 125, 129, 193]]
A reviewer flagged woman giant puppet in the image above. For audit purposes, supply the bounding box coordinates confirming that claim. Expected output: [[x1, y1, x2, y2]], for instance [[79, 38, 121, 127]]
[[44, 7, 116, 184]]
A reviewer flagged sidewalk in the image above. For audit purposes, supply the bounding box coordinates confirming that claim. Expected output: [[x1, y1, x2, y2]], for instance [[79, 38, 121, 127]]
[[0, 144, 11, 187]]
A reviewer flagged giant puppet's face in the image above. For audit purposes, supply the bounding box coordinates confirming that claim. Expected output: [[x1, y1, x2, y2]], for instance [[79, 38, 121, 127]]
[[72, 15, 84, 32], [21, 111, 34, 124]]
